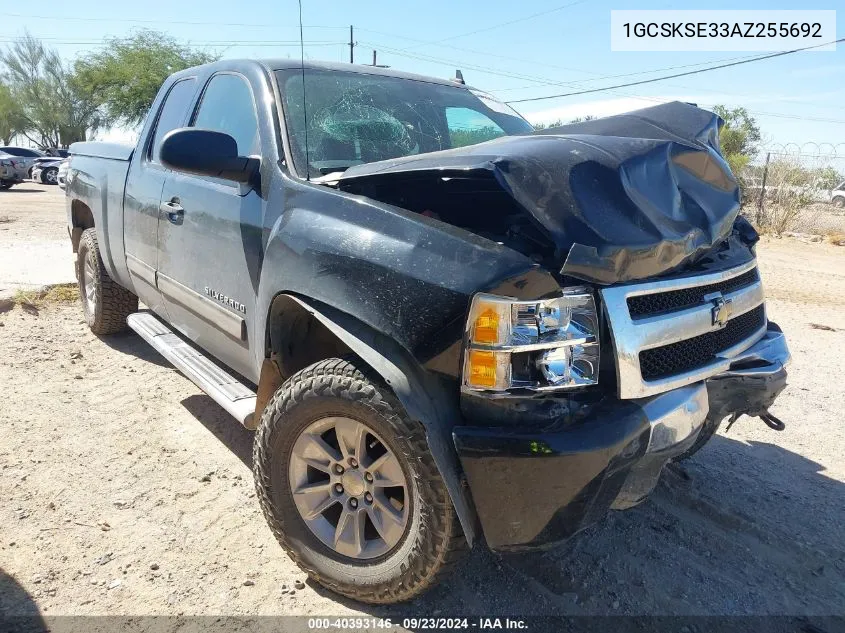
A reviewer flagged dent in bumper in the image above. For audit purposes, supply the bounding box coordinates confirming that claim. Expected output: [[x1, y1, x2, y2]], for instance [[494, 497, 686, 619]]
[[454, 324, 789, 550]]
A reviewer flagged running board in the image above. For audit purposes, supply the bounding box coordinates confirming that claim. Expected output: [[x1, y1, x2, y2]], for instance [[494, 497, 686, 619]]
[[127, 311, 256, 429]]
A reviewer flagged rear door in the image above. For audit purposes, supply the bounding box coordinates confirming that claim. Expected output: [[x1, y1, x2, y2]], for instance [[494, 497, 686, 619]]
[[123, 77, 198, 315], [156, 72, 263, 381]]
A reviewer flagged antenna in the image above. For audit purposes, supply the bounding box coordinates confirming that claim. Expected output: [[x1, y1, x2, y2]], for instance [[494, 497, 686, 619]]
[[297, 0, 310, 180]]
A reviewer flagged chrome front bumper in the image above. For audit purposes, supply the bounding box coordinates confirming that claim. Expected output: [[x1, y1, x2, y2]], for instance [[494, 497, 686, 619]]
[[453, 325, 790, 548], [611, 326, 790, 509]]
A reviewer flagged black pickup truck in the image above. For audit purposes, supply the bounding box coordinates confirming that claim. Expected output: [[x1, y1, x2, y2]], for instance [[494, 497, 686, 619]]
[[66, 59, 790, 604]]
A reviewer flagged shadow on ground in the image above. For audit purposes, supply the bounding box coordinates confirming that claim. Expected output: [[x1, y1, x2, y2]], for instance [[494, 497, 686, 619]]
[[181, 393, 254, 467], [96, 331, 171, 368], [174, 387, 845, 620], [0, 569, 46, 631]]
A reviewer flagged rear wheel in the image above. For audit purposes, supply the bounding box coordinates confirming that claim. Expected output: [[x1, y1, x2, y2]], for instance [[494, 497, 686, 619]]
[[76, 228, 138, 334], [253, 357, 466, 604], [42, 167, 58, 185]]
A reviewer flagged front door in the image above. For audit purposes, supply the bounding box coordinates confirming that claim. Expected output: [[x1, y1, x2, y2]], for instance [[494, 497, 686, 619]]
[[124, 77, 198, 316], [156, 72, 263, 381]]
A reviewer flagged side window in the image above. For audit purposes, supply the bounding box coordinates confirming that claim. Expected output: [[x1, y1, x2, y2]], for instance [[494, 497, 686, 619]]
[[445, 107, 505, 148], [192, 74, 259, 156], [149, 78, 197, 163]]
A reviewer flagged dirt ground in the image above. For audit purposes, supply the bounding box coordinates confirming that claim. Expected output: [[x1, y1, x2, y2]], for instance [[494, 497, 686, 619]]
[[0, 183, 74, 297], [1, 186, 844, 623]]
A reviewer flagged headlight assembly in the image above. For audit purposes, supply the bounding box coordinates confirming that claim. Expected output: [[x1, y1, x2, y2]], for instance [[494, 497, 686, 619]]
[[463, 288, 600, 393]]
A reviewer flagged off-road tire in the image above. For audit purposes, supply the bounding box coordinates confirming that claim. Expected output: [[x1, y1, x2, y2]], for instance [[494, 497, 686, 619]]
[[253, 357, 466, 604], [673, 416, 722, 462], [77, 228, 137, 335]]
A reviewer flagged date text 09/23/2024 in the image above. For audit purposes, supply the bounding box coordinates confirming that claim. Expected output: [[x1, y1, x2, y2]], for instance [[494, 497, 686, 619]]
[[307, 618, 528, 630]]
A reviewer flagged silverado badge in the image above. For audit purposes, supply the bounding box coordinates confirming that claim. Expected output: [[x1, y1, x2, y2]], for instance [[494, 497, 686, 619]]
[[204, 287, 246, 314]]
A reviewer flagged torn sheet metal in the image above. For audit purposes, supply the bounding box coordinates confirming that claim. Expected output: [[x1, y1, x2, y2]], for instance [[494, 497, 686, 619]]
[[338, 102, 750, 285]]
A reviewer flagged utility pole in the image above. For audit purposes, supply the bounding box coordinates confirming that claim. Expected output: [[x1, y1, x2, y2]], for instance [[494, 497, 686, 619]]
[[372, 50, 377, 66], [349, 25, 354, 64]]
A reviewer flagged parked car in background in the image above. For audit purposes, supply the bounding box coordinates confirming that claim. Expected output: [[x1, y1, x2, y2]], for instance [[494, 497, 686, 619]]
[[57, 159, 69, 190], [0, 146, 45, 177], [0, 151, 27, 189], [31, 157, 63, 185], [831, 180, 845, 208]]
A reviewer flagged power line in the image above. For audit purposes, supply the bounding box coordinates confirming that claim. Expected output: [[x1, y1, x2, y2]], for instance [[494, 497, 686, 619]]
[[506, 37, 845, 104], [492, 52, 772, 91], [398, 0, 589, 50], [361, 40, 845, 126], [0, 11, 347, 29], [0, 36, 345, 46], [359, 26, 770, 85]]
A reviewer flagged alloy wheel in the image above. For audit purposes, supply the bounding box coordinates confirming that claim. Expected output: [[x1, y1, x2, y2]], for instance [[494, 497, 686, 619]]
[[288, 416, 410, 559]]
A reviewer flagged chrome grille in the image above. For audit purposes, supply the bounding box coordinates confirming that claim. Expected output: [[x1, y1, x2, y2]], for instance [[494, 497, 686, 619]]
[[639, 305, 766, 380], [627, 268, 759, 318], [601, 260, 768, 399]]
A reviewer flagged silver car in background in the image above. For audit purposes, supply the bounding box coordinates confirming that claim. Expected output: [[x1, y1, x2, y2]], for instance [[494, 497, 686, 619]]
[[0, 151, 27, 189], [0, 146, 45, 177], [57, 159, 69, 190], [31, 158, 64, 185]]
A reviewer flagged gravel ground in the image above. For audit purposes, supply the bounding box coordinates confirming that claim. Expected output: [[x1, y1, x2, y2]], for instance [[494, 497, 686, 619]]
[[0, 188, 844, 626]]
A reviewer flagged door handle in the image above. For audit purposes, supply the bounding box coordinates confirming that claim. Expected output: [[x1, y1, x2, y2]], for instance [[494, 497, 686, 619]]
[[160, 199, 184, 224]]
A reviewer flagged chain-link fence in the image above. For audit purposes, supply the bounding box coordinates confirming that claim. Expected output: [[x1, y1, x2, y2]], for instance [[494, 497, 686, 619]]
[[738, 146, 845, 236]]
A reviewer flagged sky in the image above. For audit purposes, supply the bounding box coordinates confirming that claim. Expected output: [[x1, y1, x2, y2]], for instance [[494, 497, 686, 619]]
[[2, 0, 844, 154]]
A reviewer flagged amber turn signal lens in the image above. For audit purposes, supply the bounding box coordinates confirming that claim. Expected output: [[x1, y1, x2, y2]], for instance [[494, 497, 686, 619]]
[[472, 308, 500, 345], [466, 350, 498, 388]]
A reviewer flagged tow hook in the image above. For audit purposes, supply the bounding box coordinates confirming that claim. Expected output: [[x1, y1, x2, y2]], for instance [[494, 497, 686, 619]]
[[725, 410, 786, 432]]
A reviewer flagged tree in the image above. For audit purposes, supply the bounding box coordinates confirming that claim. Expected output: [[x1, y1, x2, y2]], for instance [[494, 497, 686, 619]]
[[1, 33, 101, 147], [0, 81, 26, 144], [533, 115, 596, 131], [712, 105, 761, 177], [75, 30, 218, 127]]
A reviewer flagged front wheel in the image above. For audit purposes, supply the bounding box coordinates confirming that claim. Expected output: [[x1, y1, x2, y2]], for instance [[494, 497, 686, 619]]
[[833, 197, 845, 209], [253, 357, 466, 604], [76, 228, 138, 334]]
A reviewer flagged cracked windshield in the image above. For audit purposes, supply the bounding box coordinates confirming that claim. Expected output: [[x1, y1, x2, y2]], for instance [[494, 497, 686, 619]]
[[278, 69, 533, 175]]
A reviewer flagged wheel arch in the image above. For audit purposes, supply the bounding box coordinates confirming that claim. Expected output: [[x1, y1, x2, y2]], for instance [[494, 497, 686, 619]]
[[70, 199, 95, 253], [257, 292, 478, 547]]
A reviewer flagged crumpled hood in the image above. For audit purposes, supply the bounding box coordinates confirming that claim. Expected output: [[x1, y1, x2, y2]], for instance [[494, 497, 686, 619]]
[[338, 101, 752, 285]]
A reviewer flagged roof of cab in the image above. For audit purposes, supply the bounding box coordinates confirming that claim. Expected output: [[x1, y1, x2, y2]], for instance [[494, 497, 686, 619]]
[[266, 59, 466, 87], [172, 58, 471, 89]]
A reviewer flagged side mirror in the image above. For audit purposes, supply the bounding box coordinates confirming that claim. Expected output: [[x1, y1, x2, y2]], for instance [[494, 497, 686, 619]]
[[159, 128, 259, 184]]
